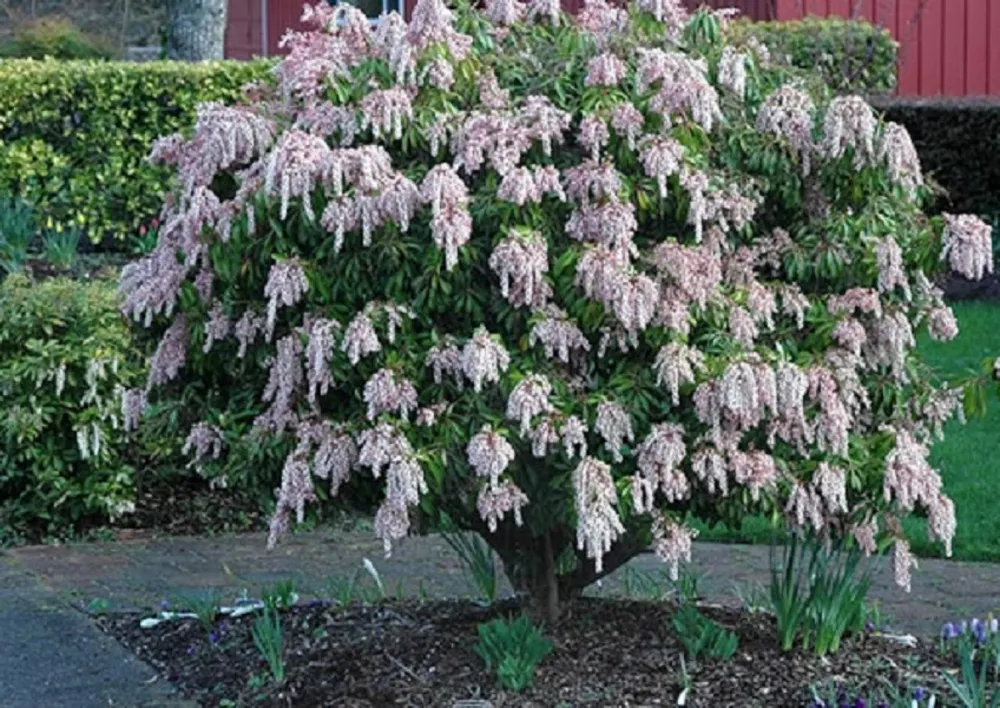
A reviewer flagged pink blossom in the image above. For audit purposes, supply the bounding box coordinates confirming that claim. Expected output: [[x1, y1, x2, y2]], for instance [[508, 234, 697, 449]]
[[478, 480, 529, 532], [182, 422, 225, 472], [342, 310, 381, 365], [489, 230, 552, 308], [877, 122, 923, 199], [586, 52, 627, 87], [530, 306, 591, 363], [633, 424, 687, 513], [651, 514, 697, 581], [893, 538, 917, 592], [572, 456, 625, 573], [756, 85, 815, 174], [363, 368, 419, 420], [462, 327, 511, 393], [146, 315, 189, 392], [821, 95, 877, 169], [560, 415, 588, 459], [653, 343, 704, 406], [941, 213, 994, 281], [255, 334, 303, 433], [577, 115, 610, 160], [467, 425, 516, 488], [640, 136, 685, 198], [595, 400, 634, 463], [506, 374, 554, 436], [264, 260, 309, 342], [610, 102, 645, 150]]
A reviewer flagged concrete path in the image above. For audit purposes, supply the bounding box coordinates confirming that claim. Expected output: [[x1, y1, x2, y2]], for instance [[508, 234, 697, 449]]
[[4, 531, 1000, 640], [0, 559, 194, 708]]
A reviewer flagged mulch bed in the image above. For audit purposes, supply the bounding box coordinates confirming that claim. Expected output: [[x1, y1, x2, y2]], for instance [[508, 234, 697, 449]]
[[114, 476, 268, 538], [96, 597, 954, 707]]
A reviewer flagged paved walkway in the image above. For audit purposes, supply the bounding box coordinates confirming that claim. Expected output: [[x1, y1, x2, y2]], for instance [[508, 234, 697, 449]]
[[4, 531, 1000, 641], [0, 558, 194, 707]]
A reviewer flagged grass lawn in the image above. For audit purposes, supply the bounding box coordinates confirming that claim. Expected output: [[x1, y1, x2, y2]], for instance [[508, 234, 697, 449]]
[[695, 301, 1000, 562]]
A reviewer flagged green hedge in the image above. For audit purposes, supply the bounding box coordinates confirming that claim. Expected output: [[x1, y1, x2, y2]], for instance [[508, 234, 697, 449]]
[[0, 58, 274, 247], [872, 97, 1000, 217], [734, 16, 898, 95]]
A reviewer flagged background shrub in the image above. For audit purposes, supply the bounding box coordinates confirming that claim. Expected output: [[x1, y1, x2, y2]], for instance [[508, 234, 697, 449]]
[[0, 17, 115, 60], [0, 59, 274, 248], [733, 16, 897, 95], [0, 272, 144, 541], [873, 97, 1000, 218]]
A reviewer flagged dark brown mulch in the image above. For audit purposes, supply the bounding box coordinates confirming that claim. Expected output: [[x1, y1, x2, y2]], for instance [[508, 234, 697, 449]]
[[96, 597, 952, 707], [113, 475, 268, 537]]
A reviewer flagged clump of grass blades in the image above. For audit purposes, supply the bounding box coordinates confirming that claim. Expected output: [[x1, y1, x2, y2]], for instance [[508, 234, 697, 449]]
[[474, 614, 553, 693], [251, 606, 285, 685], [769, 531, 875, 656]]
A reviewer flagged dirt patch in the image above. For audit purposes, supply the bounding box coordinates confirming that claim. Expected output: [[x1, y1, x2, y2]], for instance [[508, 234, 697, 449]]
[[96, 597, 952, 707]]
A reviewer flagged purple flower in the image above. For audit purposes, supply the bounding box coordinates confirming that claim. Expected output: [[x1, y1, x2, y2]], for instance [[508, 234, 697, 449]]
[[942, 621, 958, 639], [913, 687, 927, 701], [209, 631, 220, 644], [854, 699, 866, 708], [186, 645, 196, 655], [159, 599, 170, 610]]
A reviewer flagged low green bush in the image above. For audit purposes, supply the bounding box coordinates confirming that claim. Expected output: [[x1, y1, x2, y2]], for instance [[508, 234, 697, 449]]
[[0, 273, 144, 541], [0, 58, 274, 248], [0, 17, 115, 61], [733, 15, 898, 94], [873, 97, 1000, 217]]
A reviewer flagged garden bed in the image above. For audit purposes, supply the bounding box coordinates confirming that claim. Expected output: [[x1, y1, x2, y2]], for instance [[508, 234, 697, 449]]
[[96, 597, 949, 707]]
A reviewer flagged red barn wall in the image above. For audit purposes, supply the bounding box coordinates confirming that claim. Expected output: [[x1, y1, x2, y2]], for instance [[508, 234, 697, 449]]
[[226, 0, 263, 60], [775, 0, 1000, 97], [229, 0, 1000, 98]]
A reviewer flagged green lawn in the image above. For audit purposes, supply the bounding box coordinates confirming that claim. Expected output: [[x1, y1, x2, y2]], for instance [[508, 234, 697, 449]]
[[695, 301, 1000, 562]]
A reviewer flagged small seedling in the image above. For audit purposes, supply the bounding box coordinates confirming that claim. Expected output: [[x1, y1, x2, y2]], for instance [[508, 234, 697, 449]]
[[671, 604, 739, 663], [261, 578, 297, 611], [475, 614, 553, 692], [251, 606, 285, 684], [87, 598, 111, 616], [173, 589, 222, 636]]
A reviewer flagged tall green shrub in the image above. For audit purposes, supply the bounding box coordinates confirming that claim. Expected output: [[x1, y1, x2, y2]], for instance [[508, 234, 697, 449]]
[[0, 17, 115, 60], [122, 0, 988, 622], [733, 15, 897, 95], [0, 59, 274, 247], [0, 273, 144, 540]]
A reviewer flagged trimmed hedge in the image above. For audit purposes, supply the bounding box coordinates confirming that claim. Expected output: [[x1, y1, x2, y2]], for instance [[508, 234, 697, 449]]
[[0, 58, 274, 247], [734, 16, 898, 95], [873, 97, 1000, 217]]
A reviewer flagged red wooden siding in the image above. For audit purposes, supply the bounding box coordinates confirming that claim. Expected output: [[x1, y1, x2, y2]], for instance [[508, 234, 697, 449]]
[[774, 0, 1000, 97], [228, 0, 1000, 97], [225, 0, 263, 60]]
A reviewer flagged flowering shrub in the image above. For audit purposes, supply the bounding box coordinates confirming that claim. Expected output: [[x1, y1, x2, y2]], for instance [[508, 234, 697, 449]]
[[0, 273, 143, 540], [120, 0, 993, 619]]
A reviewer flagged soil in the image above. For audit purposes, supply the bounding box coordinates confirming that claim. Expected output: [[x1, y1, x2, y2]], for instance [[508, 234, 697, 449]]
[[114, 475, 268, 538], [96, 597, 954, 707]]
